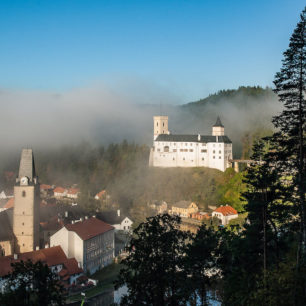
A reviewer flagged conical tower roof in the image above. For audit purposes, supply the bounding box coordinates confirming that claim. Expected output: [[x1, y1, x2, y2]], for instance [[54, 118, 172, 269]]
[[213, 116, 224, 127], [18, 149, 36, 181]]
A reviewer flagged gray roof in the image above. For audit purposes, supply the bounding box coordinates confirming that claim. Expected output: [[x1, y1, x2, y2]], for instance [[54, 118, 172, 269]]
[[18, 149, 36, 181], [172, 201, 193, 209], [96, 211, 131, 225], [213, 116, 224, 127], [0, 208, 13, 242], [155, 134, 232, 143]]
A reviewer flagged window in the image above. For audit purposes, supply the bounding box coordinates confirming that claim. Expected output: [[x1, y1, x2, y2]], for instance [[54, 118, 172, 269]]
[[173, 158, 175, 161], [184, 149, 188, 152], [157, 122, 158, 126], [202, 158, 204, 161], [157, 149, 160, 152], [180, 149, 184, 152], [213, 150, 215, 153], [183, 158, 185, 160], [219, 150, 221, 154], [22, 191, 26, 197], [213, 156, 215, 159], [219, 156, 221, 159], [163, 122, 164, 127], [164, 146, 169, 152], [173, 149, 177, 152], [189, 149, 193, 152], [22, 222, 24, 226], [201, 149, 207, 153], [202, 143, 206, 146], [22, 232, 24, 235]]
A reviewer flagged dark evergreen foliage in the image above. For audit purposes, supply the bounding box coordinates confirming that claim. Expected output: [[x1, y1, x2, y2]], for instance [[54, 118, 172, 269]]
[[0, 260, 64, 306]]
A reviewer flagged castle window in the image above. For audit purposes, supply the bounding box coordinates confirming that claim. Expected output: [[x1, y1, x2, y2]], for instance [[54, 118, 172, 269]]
[[202, 158, 204, 161], [189, 149, 193, 152], [157, 122, 158, 126], [219, 150, 221, 154], [173, 158, 175, 161], [213, 150, 215, 153], [180, 149, 184, 152], [157, 149, 160, 152], [183, 158, 185, 160], [173, 149, 177, 152], [201, 149, 207, 153], [184, 149, 188, 152], [163, 123, 164, 127], [213, 156, 215, 159], [22, 232, 24, 235], [219, 156, 221, 159], [164, 146, 169, 152], [22, 223, 24, 226], [22, 191, 26, 197]]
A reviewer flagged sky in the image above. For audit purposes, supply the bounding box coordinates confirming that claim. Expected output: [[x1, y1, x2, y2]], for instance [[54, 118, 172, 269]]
[[0, 0, 305, 102]]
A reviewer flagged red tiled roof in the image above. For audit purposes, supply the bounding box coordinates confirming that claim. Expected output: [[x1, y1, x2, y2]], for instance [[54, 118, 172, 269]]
[[65, 217, 114, 241], [40, 184, 53, 190], [0, 246, 68, 277], [40, 217, 63, 231], [67, 188, 79, 195], [64, 258, 83, 275], [54, 187, 66, 193], [4, 198, 14, 209], [214, 205, 238, 216], [95, 190, 106, 199]]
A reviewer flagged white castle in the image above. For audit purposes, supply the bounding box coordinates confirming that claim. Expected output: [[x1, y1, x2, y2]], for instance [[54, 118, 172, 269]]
[[149, 116, 233, 172]]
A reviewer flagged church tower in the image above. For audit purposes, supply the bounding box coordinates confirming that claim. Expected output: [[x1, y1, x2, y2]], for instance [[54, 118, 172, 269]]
[[212, 116, 225, 136], [153, 116, 169, 140], [13, 149, 40, 253]]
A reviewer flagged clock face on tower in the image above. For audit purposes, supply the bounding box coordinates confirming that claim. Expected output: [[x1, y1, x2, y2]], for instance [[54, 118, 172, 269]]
[[20, 176, 29, 186]]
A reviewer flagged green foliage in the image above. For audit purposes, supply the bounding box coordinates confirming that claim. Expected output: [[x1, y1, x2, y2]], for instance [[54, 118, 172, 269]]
[[115, 214, 191, 305], [0, 260, 64, 306], [217, 168, 247, 211]]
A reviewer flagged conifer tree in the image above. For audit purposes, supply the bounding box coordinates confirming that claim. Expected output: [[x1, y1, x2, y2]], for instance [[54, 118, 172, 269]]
[[272, 7, 305, 263]]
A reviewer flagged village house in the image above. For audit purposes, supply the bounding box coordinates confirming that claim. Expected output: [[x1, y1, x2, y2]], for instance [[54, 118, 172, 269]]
[[40, 184, 53, 196], [0, 246, 83, 292], [149, 200, 168, 214], [190, 211, 210, 221], [212, 205, 238, 225], [170, 201, 198, 218], [95, 189, 106, 200], [53, 187, 67, 198], [66, 188, 80, 199], [50, 217, 115, 274], [97, 210, 133, 232]]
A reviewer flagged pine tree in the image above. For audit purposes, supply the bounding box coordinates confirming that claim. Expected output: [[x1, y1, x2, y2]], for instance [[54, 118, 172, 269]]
[[272, 7, 306, 266]]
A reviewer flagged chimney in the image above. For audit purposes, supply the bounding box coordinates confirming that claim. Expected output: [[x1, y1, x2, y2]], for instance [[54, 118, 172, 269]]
[[216, 136, 219, 142], [198, 134, 201, 141], [36, 246, 39, 251], [80, 217, 83, 222], [85, 216, 88, 220], [117, 209, 120, 217], [13, 253, 18, 260], [65, 211, 68, 218], [71, 220, 75, 224]]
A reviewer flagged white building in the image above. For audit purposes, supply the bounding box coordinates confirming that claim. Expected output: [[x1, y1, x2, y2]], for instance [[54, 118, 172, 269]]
[[212, 205, 238, 225], [50, 217, 115, 274], [149, 116, 233, 172], [97, 210, 133, 232]]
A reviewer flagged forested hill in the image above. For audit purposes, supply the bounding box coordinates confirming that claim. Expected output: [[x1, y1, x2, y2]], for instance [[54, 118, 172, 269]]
[[183, 86, 275, 109]]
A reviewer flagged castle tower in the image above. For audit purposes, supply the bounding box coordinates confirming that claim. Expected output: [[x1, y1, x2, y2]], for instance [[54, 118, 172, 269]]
[[212, 116, 225, 136], [153, 116, 169, 140], [13, 149, 40, 253]]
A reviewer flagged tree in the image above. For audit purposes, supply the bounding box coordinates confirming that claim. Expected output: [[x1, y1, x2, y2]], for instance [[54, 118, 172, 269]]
[[115, 214, 191, 306], [0, 260, 64, 306], [272, 7, 306, 261], [185, 225, 219, 306]]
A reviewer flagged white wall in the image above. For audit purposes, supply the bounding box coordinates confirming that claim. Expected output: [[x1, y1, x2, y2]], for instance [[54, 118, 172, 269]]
[[152, 140, 232, 172]]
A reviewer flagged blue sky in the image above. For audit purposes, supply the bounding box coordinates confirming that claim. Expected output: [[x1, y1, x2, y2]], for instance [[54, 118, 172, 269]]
[[0, 0, 304, 102]]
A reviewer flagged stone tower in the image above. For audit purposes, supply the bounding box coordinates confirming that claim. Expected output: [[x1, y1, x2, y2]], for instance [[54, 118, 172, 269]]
[[212, 116, 225, 136], [13, 149, 40, 253], [153, 116, 169, 140]]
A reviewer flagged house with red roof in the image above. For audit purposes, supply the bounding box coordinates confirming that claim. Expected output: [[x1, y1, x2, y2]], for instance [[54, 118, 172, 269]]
[[53, 187, 67, 198], [212, 205, 238, 225], [94, 189, 106, 200], [67, 188, 80, 199], [50, 217, 114, 274], [0, 246, 83, 292]]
